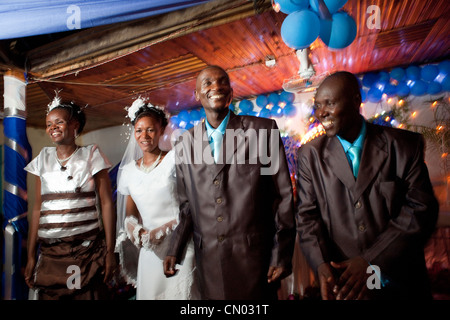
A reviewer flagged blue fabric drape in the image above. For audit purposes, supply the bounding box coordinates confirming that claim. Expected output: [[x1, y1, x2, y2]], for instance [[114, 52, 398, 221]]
[[0, 0, 211, 40], [2, 117, 31, 233], [2, 116, 32, 300]]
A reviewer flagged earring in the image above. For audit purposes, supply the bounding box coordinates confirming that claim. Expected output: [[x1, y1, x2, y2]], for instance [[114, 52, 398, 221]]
[[74, 129, 79, 139]]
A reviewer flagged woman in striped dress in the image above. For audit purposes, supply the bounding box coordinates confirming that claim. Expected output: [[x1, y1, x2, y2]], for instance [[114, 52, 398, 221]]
[[24, 98, 116, 300]]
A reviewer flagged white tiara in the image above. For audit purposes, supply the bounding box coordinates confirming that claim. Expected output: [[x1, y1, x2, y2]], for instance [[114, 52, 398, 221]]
[[47, 92, 62, 114]]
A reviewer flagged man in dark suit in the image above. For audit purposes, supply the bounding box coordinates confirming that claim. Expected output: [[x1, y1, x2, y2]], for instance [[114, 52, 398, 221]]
[[163, 65, 296, 299], [296, 71, 439, 299]]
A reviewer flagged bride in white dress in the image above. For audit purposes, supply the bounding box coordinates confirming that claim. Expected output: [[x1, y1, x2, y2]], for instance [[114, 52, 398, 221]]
[[116, 99, 199, 300]]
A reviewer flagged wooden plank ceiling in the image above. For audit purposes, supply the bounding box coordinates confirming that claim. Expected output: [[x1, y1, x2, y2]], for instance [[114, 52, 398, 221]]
[[0, 0, 449, 132]]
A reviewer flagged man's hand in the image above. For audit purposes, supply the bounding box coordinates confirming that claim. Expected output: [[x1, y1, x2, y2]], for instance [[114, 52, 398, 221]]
[[331, 256, 369, 300], [163, 256, 178, 277], [317, 262, 337, 300], [267, 266, 288, 283]]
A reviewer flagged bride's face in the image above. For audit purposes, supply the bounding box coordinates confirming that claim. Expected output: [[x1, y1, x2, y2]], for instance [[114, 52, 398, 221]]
[[134, 115, 164, 153]]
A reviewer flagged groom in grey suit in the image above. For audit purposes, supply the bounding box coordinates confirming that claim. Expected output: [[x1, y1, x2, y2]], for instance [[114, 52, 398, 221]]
[[296, 71, 439, 300], [164, 65, 296, 300]]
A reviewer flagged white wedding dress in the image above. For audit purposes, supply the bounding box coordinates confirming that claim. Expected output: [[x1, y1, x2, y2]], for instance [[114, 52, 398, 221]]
[[117, 150, 199, 300]]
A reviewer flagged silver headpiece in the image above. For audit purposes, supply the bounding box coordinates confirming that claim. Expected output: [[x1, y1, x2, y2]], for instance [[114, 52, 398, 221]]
[[47, 92, 62, 114]]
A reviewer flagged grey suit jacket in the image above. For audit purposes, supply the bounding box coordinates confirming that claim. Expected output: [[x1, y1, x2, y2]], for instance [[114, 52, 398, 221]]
[[296, 122, 439, 299], [168, 111, 296, 300]]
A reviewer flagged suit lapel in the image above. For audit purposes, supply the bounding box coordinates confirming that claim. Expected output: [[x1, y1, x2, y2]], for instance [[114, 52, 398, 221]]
[[353, 123, 387, 200], [324, 137, 356, 191]]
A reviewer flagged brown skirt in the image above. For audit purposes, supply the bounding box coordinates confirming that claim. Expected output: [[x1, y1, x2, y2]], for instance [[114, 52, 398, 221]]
[[33, 234, 110, 300]]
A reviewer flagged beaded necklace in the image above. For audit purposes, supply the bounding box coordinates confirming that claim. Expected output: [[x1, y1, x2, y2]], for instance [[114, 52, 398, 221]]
[[139, 150, 162, 173], [56, 146, 79, 171]]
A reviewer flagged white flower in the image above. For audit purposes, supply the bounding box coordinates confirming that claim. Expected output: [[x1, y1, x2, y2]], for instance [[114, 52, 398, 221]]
[[127, 97, 146, 121]]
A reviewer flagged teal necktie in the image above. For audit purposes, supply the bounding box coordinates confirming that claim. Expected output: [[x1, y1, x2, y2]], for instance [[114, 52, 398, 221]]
[[211, 130, 223, 163], [348, 146, 361, 178]]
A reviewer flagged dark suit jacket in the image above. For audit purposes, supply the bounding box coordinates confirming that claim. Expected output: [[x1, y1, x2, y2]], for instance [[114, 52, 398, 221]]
[[168, 111, 296, 300], [296, 122, 439, 299]]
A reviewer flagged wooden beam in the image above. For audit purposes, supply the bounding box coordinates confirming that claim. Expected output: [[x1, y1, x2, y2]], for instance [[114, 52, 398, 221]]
[[28, 0, 272, 78]]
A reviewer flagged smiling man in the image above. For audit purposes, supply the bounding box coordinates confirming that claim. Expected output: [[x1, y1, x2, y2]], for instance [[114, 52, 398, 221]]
[[163, 65, 296, 300], [295, 71, 439, 300]]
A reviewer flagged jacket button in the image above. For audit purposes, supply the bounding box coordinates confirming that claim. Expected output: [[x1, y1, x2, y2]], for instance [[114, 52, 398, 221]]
[[213, 179, 220, 186], [217, 216, 224, 222], [358, 224, 366, 232], [216, 198, 222, 204], [355, 201, 362, 209], [218, 235, 225, 242]]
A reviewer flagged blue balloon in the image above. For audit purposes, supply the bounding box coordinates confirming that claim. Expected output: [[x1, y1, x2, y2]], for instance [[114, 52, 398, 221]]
[[421, 65, 439, 82], [441, 75, 450, 92], [396, 82, 410, 96], [178, 109, 190, 123], [384, 83, 398, 97], [189, 109, 201, 121], [268, 92, 280, 106], [283, 104, 297, 117], [281, 9, 320, 49], [256, 95, 268, 108], [373, 81, 387, 93], [319, 11, 357, 49], [362, 72, 380, 87], [239, 99, 253, 113], [427, 81, 442, 95], [367, 87, 383, 102], [271, 105, 283, 118], [405, 65, 421, 80], [390, 67, 405, 81], [178, 119, 187, 129], [378, 71, 390, 84], [438, 60, 450, 76], [259, 108, 271, 118], [310, 0, 347, 14], [410, 80, 428, 96], [277, 0, 309, 14], [279, 91, 295, 103], [170, 115, 180, 126], [360, 89, 367, 102]]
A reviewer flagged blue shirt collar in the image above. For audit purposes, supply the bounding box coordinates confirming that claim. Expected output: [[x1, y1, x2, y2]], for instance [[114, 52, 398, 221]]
[[337, 117, 366, 153], [205, 109, 230, 139]]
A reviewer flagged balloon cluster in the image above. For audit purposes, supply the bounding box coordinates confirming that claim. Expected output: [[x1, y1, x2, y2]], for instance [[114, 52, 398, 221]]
[[278, 0, 356, 50], [168, 108, 205, 130], [239, 90, 297, 118], [361, 60, 450, 103], [168, 90, 298, 130]]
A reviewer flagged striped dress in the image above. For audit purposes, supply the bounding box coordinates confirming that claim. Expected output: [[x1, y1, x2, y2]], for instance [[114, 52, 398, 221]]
[[25, 144, 112, 299]]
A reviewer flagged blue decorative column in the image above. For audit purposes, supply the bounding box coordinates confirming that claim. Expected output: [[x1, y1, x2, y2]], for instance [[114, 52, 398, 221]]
[[2, 72, 32, 300]]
